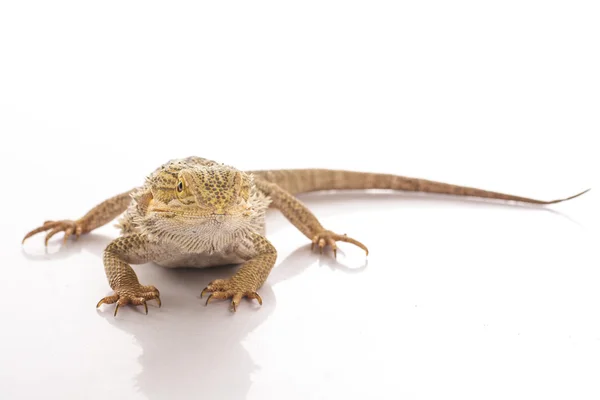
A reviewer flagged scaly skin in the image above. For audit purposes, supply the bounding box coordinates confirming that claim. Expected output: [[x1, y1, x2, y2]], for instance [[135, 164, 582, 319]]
[[22, 157, 589, 315], [201, 233, 277, 311], [21, 190, 134, 245], [96, 233, 161, 316]]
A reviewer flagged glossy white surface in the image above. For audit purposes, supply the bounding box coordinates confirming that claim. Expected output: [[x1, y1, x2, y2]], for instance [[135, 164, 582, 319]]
[[1, 1, 599, 399]]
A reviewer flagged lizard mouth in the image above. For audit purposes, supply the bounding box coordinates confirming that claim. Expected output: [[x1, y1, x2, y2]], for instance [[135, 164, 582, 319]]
[[150, 208, 175, 213], [150, 208, 230, 219]]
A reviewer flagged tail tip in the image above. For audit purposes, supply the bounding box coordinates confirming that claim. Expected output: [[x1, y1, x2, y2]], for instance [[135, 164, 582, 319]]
[[556, 188, 591, 203]]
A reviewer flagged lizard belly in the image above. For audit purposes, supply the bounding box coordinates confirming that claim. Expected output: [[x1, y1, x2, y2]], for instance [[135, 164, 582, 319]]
[[155, 252, 246, 268]]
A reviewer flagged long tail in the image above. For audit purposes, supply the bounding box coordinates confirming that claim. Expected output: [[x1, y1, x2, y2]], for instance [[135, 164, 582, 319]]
[[250, 169, 589, 205]]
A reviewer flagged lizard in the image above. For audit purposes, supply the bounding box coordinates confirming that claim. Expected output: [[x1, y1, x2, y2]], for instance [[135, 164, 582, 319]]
[[22, 156, 589, 316]]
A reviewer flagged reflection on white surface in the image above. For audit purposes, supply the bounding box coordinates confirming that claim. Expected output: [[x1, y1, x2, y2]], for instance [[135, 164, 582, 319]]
[[91, 241, 365, 400]]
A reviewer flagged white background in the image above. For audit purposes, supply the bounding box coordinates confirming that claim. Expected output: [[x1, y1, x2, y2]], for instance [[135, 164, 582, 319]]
[[1, 1, 599, 399]]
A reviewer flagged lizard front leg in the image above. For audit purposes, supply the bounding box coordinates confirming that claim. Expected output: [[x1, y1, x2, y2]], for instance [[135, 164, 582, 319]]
[[22, 189, 135, 245], [96, 233, 161, 316], [254, 179, 368, 257], [201, 233, 277, 312]]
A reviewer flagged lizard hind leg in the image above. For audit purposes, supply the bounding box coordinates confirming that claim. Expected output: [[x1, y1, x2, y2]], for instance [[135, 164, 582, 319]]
[[22, 220, 83, 246], [311, 230, 369, 258], [253, 179, 368, 259], [21, 189, 134, 246]]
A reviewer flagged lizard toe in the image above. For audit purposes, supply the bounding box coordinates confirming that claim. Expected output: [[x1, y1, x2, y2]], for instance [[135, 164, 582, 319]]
[[311, 230, 369, 258], [23, 219, 83, 246], [96, 286, 161, 317], [202, 279, 263, 312]]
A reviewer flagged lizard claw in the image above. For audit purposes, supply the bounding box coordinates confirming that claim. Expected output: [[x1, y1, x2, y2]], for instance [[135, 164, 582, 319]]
[[22, 219, 84, 246], [201, 279, 262, 312], [311, 230, 368, 258], [96, 285, 161, 317]]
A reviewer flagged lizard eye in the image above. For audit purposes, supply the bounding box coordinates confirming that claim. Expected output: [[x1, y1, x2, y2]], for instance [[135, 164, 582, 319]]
[[177, 181, 184, 192]]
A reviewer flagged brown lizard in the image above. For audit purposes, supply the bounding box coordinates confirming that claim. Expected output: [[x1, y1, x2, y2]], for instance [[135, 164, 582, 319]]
[[22, 156, 589, 316]]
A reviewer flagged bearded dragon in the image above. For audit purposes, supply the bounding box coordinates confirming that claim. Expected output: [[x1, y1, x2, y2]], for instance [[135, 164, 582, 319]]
[[22, 156, 589, 316]]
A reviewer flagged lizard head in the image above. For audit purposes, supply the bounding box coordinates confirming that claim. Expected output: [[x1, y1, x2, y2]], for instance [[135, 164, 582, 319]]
[[146, 162, 254, 219], [122, 157, 270, 250]]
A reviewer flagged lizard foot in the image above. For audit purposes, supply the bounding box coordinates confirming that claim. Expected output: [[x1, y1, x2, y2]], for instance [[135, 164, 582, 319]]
[[96, 285, 161, 317], [201, 279, 262, 312], [311, 230, 369, 258], [22, 219, 84, 246]]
